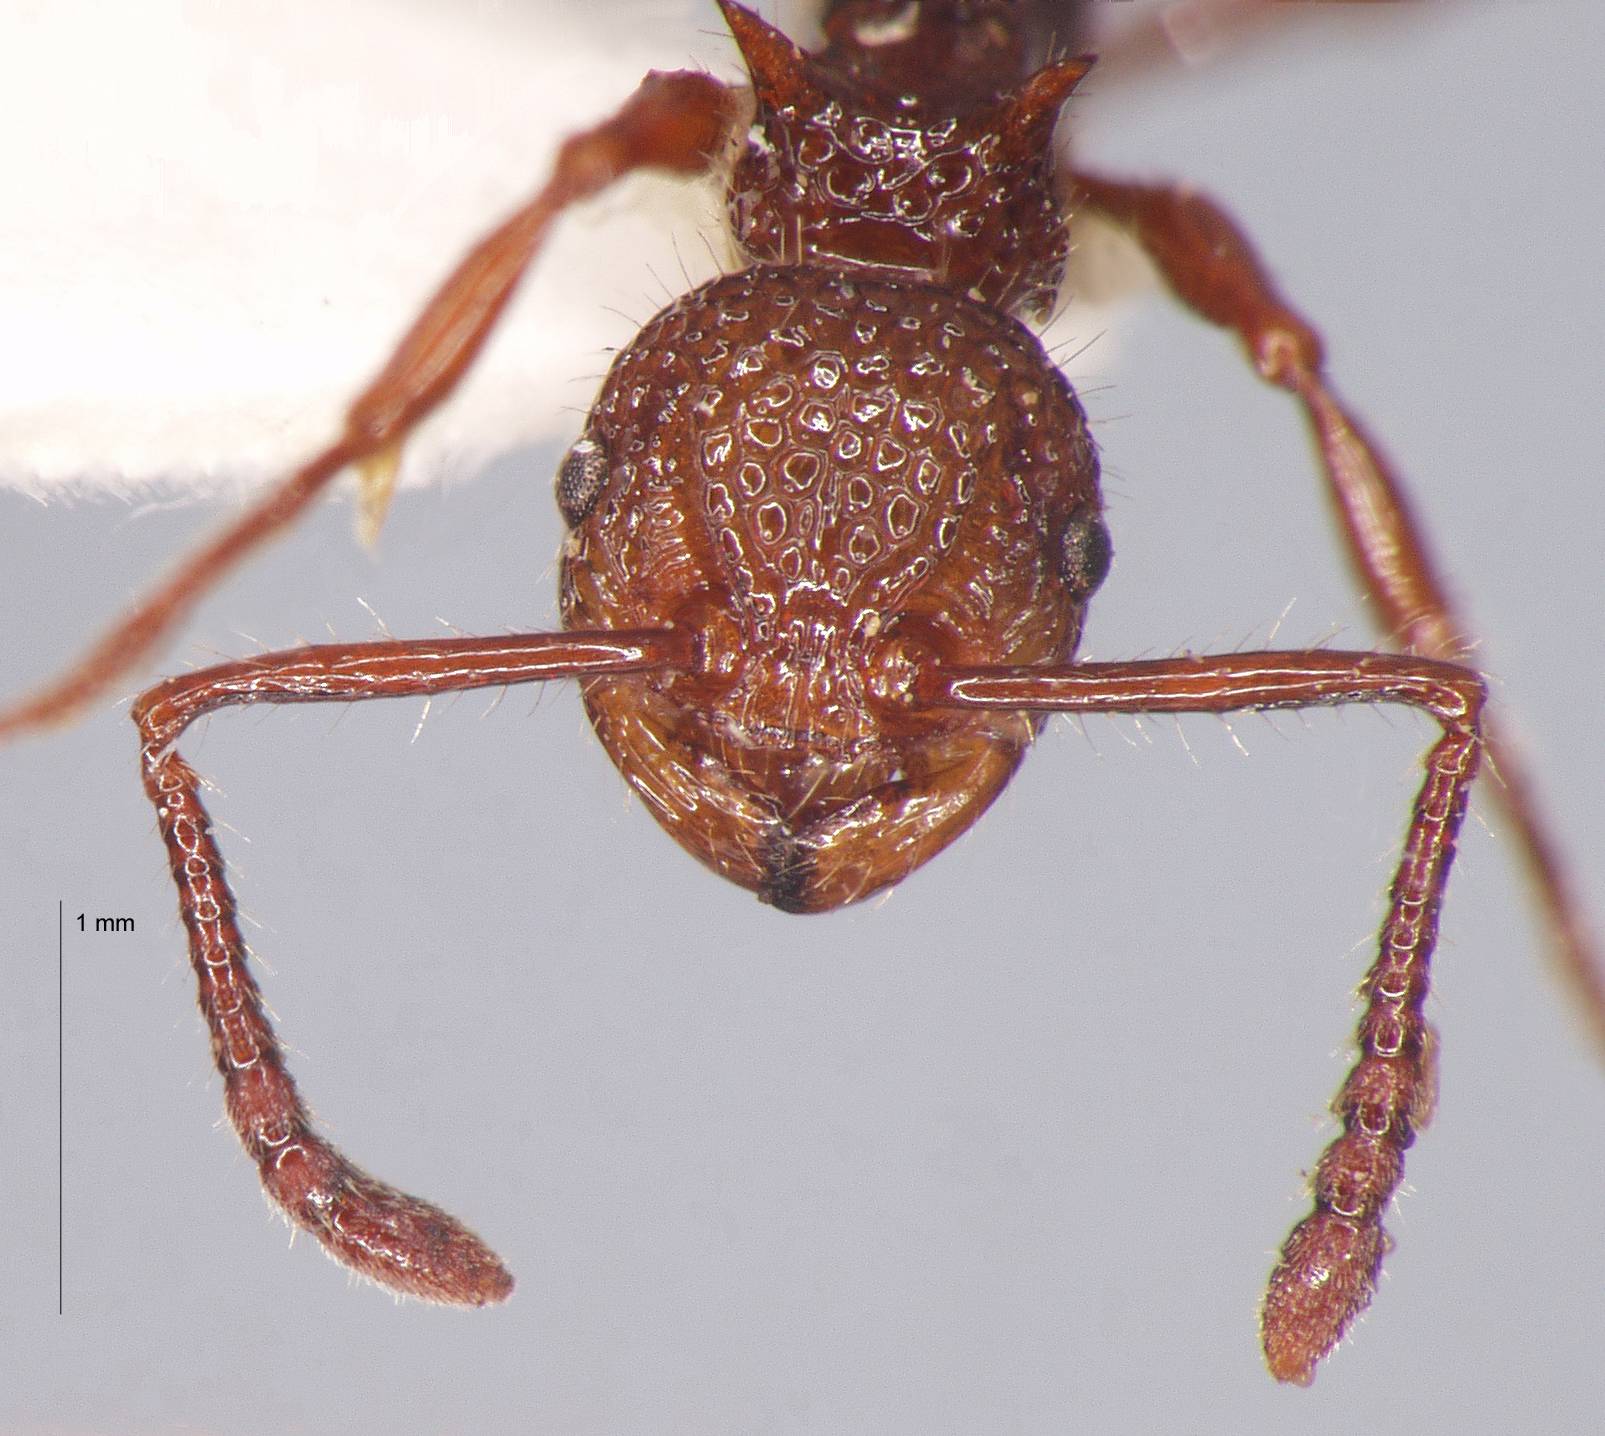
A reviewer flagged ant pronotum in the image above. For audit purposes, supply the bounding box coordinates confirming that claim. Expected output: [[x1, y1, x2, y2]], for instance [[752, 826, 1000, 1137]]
[[3, 0, 1605, 1411]]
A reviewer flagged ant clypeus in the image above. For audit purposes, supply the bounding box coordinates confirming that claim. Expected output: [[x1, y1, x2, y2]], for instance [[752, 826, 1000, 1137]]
[[2, 0, 1601, 1405]]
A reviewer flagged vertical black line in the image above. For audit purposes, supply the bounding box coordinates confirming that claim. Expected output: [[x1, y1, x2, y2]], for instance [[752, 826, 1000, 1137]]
[[58, 898, 64, 1317]]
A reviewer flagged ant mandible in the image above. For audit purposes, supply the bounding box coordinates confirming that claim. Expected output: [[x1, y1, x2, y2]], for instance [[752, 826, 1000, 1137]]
[[2, 0, 1599, 1388]]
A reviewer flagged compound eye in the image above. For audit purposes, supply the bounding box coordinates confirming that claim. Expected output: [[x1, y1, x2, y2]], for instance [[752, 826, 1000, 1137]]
[[1058, 505, 1112, 600], [555, 433, 610, 528]]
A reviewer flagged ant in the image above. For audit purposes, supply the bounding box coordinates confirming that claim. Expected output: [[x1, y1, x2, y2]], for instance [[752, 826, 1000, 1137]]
[[2, 0, 1600, 1396]]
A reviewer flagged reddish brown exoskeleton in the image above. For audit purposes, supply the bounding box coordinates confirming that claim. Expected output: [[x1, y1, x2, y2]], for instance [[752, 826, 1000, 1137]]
[[3, 0, 1600, 1387]]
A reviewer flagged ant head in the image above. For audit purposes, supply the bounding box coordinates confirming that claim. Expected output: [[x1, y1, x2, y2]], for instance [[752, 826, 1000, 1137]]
[[557, 259, 1104, 912], [718, 1, 1092, 318]]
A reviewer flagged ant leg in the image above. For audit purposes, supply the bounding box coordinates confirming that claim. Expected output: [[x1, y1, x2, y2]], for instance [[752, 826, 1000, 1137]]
[[923, 648, 1483, 1384], [1067, 167, 1605, 1054], [0, 68, 740, 743], [132, 627, 687, 1301]]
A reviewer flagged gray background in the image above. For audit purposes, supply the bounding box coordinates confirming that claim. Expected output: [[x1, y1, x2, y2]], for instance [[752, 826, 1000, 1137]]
[[4, 2, 1603, 1432]]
